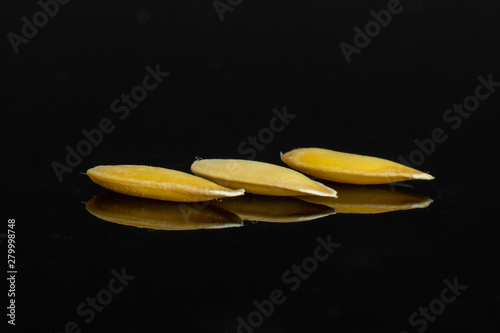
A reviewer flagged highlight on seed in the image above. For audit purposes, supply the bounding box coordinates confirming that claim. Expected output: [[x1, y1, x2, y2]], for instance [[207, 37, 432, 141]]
[[86, 165, 245, 202], [281, 147, 434, 185], [191, 159, 337, 198], [86, 192, 243, 230]]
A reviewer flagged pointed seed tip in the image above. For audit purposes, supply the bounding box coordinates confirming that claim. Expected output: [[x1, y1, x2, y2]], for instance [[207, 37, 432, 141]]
[[410, 197, 434, 209], [227, 189, 245, 197], [412, 172, 435, 180], [424, 173, 435, 180], [317, 190, 337, 198]]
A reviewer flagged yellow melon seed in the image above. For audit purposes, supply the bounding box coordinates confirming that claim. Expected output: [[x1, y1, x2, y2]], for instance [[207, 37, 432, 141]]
[[281, 148, 434, 184], [191, 159, 337, 197], [296, 182, 433, 214], [86, 165, 245, 202], [86, 192, 243, 230], [209, 194, 336, 223]]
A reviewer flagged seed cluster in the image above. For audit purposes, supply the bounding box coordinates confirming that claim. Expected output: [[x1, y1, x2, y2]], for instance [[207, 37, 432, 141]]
[[87, 147, 433, 203], [85, 148, 434, 228]]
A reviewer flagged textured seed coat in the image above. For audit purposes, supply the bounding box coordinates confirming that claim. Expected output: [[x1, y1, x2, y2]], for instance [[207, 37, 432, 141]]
[[281, 148, 434, 184], [191, 159, 337, 197], [87, 165, 245, 202]]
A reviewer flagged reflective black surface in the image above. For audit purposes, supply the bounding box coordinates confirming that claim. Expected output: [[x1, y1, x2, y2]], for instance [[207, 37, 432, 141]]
[[5, 1, 500, 332]]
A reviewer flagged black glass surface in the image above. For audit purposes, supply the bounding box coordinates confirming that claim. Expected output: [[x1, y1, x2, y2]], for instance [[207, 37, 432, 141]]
[[4, 1, 499, 332]]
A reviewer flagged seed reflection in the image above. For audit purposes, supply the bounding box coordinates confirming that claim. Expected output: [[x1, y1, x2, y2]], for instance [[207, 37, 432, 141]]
[[209, 194, 336, 223], [296, 182, 433, 214], [86, 192, 242, 230]]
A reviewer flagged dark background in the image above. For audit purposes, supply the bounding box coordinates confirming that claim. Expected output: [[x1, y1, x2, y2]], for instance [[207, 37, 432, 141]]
[[3, 0, 499, 332]]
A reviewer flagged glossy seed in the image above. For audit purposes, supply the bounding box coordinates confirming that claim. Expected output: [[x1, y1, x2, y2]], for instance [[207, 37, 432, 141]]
[[281, 148, 434, 184], [296, 182, 433, 214], [209, 194, 336, 223], [191, 159, 337, 197], [86, 165, 245, 202], [86, 192, 243, 230]]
